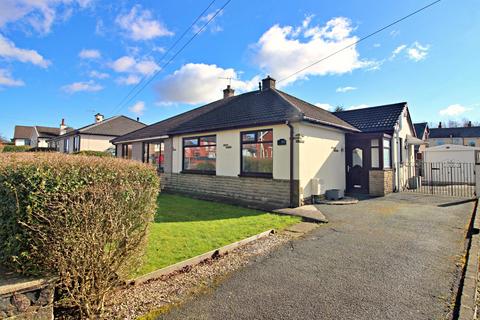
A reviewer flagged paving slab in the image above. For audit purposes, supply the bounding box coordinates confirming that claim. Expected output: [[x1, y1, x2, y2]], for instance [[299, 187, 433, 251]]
[[274, 205, 328, 223]]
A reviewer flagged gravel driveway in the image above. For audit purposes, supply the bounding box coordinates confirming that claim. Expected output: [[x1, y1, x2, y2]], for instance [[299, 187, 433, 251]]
[[159, 193, 474, 320]]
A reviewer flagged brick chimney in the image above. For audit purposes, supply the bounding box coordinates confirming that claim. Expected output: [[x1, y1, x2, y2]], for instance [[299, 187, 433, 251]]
[[95, 113, 104, 123], [438, 121, 442, 128], [261, 76, 276, 91], [60, 118, 67, 135], [223, 85, 235, 99]]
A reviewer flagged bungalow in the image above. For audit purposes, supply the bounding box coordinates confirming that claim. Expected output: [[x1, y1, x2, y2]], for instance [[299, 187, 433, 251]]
[[13, 125, 61, 147], [112, 76, 418, 209], [49, 113, 146, 154]]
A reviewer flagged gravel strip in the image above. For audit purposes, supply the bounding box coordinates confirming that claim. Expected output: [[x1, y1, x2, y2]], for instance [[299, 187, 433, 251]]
[[106, 232, 295, 319]]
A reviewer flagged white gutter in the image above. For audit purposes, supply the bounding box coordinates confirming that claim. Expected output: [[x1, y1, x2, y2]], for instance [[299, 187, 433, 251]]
[[112, 135, 169, 144]]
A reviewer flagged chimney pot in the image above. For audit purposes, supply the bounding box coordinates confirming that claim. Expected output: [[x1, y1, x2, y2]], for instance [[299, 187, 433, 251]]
[[223, 85, 235, 99], [261, 76, 276, 91], [136, 117, 140, 122], [95, 113, 104, 123], [468, 121, 472, 127], [438, 121, 442, 128]]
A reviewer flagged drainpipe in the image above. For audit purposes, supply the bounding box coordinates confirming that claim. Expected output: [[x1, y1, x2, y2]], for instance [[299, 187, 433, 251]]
[[286, 121, 295, 208], [394, 124, 400, 192]]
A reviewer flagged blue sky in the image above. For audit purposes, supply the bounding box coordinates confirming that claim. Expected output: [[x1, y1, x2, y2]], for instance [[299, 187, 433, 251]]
[[0, 0, 479, 139]]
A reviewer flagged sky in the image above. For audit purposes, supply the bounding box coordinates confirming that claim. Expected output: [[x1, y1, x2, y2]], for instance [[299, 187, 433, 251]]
[[0, 0, 479, 139]]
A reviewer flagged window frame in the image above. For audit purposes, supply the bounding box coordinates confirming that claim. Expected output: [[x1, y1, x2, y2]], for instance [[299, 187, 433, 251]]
[[240, 128, 274, 178], [182, 135, 217, 175], [122, 143, 132, 159], [383, 138, 391, 169], [143, 141, 165, 172], [73, 135, 81, 153], [63, 138, 69, 153], [370, 139, 380, 169]]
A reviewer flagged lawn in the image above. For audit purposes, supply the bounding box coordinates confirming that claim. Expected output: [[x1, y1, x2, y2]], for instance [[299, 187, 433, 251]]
[[133, 193, 300, 277]]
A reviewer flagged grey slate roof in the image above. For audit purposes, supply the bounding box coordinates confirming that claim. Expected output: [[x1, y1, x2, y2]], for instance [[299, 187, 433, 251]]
[[13, 126, 33, 139], [60, 115, 146, 138], [414, 122, 428, 139], [429, 127, 480, 138], [112, 88, 359, 143], [35, 126, 61, 138], [333, 102, 407, 133]]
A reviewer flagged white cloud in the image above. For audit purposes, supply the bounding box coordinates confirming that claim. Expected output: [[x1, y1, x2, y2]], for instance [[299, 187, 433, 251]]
[[336, 86, 356, 93], [111, 55, 159, 75], [347, 104, 370, 110], [79, 49, 101, 59], [116, 74, 141, 85], [129, 101, 145, 115], [111, 55, 159, 85], [156, 63, 259, 105], [0, 34, 50, 67], [314, 103, 333, 111], [390, 42, 429, 62], [390, 44, 407, 59], [61, 80, 103, 93], [115, 5, 173, 41], [0, 69, 24, 87], [407, 42, 429, 61], [193, 9, 223, 34], [0, 0, 93, 34], [89, 70, 109, 79], [439, 104, 472, 117], [253, 16, 375, 86]]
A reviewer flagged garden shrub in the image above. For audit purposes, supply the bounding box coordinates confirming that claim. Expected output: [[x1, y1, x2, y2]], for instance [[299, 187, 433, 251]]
[[73, 150, 113, 157], [2, 145, 31, 152], [27, 147, 57, 152], [0, 153, 159, 318]]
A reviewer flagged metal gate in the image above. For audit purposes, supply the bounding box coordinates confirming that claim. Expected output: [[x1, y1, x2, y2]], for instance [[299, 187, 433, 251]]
[[400, 161, 476, 197]]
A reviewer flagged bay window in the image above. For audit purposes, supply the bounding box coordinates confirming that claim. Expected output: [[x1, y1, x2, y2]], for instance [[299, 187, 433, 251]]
[[371, 139, 380, 168], [241, 129, 273, 177], [182, 135, 216, 173]]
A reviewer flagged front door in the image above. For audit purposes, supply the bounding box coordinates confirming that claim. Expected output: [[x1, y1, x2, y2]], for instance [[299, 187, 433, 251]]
[[346, 141, 369, 193]]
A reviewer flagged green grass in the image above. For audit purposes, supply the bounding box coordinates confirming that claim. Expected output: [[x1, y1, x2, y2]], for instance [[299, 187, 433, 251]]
[[133, 193, 300, 277]]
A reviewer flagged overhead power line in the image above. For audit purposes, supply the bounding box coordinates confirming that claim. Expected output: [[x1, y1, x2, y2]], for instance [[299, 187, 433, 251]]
[[277, 0, 442, 83], [113, 0, 232, 113], [112, 0, 217, 114]]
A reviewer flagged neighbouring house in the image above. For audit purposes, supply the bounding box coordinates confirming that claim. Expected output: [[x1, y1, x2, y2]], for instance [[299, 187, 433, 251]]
[[13, 126, 33, 146], [112, 77, 420, 209], [428, 123, 480, 147], [413, 122, 430, 159], [49, 113, 146, 154], [13, 125, 61, 147]]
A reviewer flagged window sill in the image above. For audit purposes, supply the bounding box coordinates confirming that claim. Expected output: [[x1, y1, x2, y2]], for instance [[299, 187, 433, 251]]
[[238, 173, 273, 179], [180, 170, 216, 175]]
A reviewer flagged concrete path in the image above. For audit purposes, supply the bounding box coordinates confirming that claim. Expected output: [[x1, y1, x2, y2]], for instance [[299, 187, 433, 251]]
[[159, 194, 475, 320]]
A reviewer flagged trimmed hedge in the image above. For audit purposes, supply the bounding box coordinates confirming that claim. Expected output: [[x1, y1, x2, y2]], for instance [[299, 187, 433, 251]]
[[73, 150, 113, 157], [2, 145, 31, 152], [0, 153, 159, 317]]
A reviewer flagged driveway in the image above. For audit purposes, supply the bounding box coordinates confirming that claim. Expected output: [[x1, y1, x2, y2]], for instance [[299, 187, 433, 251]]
[[159, 193, 475, 320]]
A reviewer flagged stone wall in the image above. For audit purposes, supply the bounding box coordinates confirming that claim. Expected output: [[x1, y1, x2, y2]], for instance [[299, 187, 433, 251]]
[[160, 173, 299, 210], [369, 169, 394, 196], [0, 278, 54, 320]]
